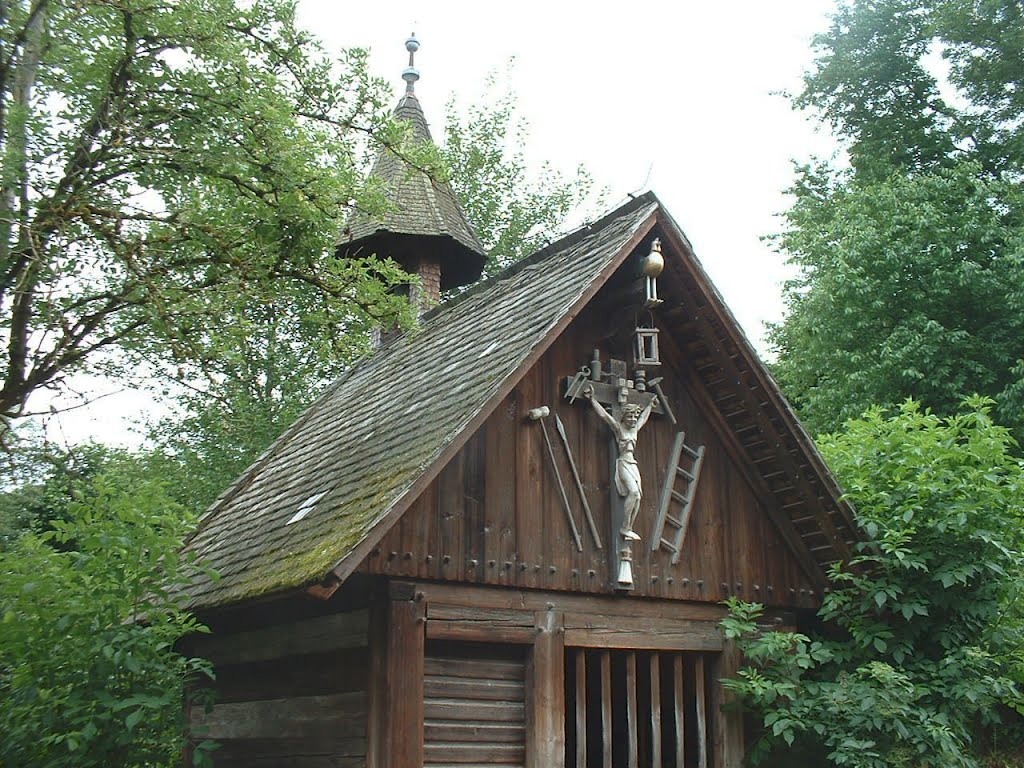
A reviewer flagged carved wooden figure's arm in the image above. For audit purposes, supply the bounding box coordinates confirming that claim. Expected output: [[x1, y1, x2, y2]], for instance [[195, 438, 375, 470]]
[[586, 385, 620, 434], [635, 395, 656, 431]]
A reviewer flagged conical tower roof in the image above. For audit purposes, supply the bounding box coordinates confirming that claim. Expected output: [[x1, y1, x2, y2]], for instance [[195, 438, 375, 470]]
[[340, 35, 486, 291]]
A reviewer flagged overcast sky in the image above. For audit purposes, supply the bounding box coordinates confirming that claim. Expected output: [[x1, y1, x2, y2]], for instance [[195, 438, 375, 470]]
[[49, 1, 843, 445], [297, 0, 841, 340]]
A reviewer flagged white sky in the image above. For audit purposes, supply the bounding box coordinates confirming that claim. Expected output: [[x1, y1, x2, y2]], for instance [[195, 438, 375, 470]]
[[45, 1, 842, 446], [297, 0, 841, 339]]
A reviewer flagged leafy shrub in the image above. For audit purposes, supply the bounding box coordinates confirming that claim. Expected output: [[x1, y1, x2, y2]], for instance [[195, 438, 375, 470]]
[[0, 460, 216, 767], [723, 399, 1024, 767]]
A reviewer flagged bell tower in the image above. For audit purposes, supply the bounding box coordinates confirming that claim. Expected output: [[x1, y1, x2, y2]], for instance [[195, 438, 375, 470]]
[[340, 34, 486, 312]]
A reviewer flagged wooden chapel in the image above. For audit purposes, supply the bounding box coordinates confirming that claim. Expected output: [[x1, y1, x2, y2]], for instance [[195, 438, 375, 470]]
[[181, 35, 860, 768]]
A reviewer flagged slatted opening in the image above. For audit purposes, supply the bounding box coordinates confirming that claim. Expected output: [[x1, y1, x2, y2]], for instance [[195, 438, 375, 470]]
[[424, 641, 527, 767], [565, 649, 714, 768]]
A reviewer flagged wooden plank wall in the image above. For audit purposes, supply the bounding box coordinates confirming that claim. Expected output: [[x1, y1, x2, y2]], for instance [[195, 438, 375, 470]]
[[362, 282, 820, 610], [424, 643, 527, 767], [188, 609, 370, 767]]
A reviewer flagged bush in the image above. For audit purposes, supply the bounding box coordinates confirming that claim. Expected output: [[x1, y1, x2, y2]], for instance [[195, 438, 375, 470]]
[[0, 460, 216, 767], [723, 399, 1024, 767]]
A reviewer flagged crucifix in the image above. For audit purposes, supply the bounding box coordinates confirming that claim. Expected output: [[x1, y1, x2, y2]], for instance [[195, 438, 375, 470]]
[[566, 353, 660, 589]]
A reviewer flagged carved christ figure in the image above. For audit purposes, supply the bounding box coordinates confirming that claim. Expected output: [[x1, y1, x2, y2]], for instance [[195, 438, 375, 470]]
[[585, 387, 656, 542]]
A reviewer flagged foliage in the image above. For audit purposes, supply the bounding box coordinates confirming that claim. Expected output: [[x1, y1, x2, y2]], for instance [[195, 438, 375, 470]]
[[0, 0, 426, 425], [769, 0, 1024, 436], [0, 430, 113, 545], [722, 399, 1024, 767], [0, 456, 216, 767], [443, 66, 603, 274], [148, 67, 603, 515], [770, 161, 1024, 435]]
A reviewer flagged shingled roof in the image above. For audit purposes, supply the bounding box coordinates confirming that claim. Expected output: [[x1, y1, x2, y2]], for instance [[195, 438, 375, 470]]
[[182, 192, 860, 610], [341, 92, 486, 289], [182, 195, 660, 608]]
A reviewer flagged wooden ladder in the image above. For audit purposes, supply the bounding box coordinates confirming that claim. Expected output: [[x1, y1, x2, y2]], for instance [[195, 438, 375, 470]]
[[651, 431, 705, 564]]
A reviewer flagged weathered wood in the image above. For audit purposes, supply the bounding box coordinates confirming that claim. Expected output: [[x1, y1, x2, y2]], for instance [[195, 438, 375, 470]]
[[712, 640, 745, 768], [600, 651, 612, 768], [424, 741, 526, 764], [190, 692, 366, 740], [655, 319, 829, 591], [516, 363, 544, 590], [190, 609, 368, 665], [425, 644, 527, 768], [527, 609, 565, 768], [695, 654, 708, 768], [562, 615, 723, 652], [425, 721, 525, 743], [424, 698, 526, 722], [323, 203, 661, 589], [625, 652, 638, 768], [367, 593, 387, 768], [382, 596, 425, 768], [650, 653, 662, 767], [424, 676, 525, 702], [424, 655, 525, 681], [426, 620, 536, 645], [209, 647, 369, 704], [673, 654, 685, 768], [428, 604, 534, 626], [575, 650, 587, 768], [417, 582, 728, 622]]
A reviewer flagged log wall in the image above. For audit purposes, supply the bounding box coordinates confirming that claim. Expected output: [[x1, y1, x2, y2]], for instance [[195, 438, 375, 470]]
[[188, 608, 370, 767]]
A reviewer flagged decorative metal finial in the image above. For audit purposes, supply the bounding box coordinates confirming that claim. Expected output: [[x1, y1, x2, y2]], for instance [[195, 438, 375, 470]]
[[402, 33, 420, 94]]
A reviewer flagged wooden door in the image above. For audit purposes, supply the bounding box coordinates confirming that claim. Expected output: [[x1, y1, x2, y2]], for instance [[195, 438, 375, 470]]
[[423, 641, 528, 767]]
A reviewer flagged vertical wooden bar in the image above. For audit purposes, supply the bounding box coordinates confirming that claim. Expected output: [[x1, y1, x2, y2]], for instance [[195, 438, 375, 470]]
[[516, 372, 543, 589], [366, 592, 387, 768], [601, 651, 612, 768], [575, 650, 587, 768], [650, 653, 662, 767], [695, 654, 708, 768], [712, 641, 745, 768], [528, 609, 565, 768], [626, 652, 638, 768], [381, 584, 425, 768], [673, 653, 685, 768]]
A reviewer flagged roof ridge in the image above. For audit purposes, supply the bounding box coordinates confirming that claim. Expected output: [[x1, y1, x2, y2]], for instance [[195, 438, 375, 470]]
[[421, 191, 661, 321]]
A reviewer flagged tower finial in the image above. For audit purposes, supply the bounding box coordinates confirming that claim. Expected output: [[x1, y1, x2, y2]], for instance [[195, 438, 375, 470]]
[[402, 33, 420, 94]]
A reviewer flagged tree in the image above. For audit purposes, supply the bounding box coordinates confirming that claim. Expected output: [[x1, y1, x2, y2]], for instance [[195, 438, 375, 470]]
[[0, 0, 426, 426], [770, 161, 1024, 435], [0, 455, 216, 766], [723, 399, 1024, 767], [443, 67, 603, 273], [769, 0, 1024, 436], [147, 69, 604, 514]]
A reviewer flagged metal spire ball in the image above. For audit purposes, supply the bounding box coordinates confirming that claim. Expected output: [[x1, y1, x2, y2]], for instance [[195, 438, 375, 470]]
[[402, 33, 420, 94]]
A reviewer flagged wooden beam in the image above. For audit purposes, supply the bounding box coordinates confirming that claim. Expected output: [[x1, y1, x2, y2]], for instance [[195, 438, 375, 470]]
[[575, 650, 587, 768], [601, 651, 612, 768], [381, 593, 425, 768], [673, 654, 685, 768], [650, 654, 662, 767], [426, 621, 535, 644], [415, 581, 729, 622], [188, 609, 368, 666], [712, 640, 745, 768], [528, 609, 565, 768], [563, 622, 722, 652], [626, 652, 638, 768], [695, 655, 708, 768]]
